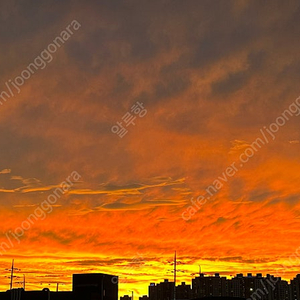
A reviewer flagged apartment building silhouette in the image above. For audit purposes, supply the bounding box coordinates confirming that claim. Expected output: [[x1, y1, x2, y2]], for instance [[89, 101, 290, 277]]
[[147, 272, 300, 300]]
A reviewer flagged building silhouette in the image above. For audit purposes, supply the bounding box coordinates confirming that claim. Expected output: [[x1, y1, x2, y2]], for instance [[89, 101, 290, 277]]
[[149, 279, 174, 300], [147, 273, 299, 300], [176, 282, 192, 299], [1, 267, 300, 300], [0, 273, 118, 300], [290, 274, 300, 300], [192, 273, 228, 298], [149, 282, 158, 300], [120, 295, 132, 300], [73, 273, 118, 300]]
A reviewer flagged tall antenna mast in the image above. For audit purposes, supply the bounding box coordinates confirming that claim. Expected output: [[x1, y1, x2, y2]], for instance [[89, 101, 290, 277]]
[[10, 259, 14, 290], [173, 251, 176, 300], [6, 259, 19, 290]]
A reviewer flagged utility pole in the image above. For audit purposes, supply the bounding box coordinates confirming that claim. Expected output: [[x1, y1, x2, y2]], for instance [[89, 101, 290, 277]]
[[10, 259, 14, 290], [174, 251, 176, 300], [6, 259, 19, 290], [56, 282, 64, 292]]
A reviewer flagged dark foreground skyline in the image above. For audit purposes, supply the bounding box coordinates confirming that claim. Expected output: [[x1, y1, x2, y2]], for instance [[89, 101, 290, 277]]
[[3, 269, 300, 300]]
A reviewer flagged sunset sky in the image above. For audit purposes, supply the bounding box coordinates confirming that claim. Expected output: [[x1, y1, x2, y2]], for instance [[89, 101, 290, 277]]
[[1, 0, 300, 297]]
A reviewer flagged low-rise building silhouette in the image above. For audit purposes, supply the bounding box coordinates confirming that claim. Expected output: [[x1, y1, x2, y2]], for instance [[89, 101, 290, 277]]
[[0, 273, 118, 300], [73, 273, 118, 300], [120, 295, 132, 300]]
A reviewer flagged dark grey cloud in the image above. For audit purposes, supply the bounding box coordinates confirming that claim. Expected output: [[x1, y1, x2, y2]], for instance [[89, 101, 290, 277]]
[[0, 0, 299, 196], [211, 51, 266, 97]]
